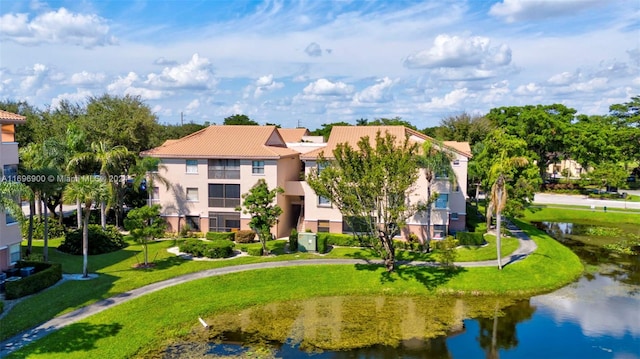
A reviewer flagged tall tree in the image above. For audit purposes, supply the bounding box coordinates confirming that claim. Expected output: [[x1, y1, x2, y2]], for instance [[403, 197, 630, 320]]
[[223, 114, 259, 125], [416, 140, 456, 252], [124, 205, 166, 267], [570, 114, 621, 171], [237, 179, 283, 255], [589, 162, 628, 193], [0, 100, 42, 146], [63, 176, 109, 278], [307, 131, 420, 272], [486, 104, 575, 180], [435, 112, 493, 146], [609, 95, 640, 165]]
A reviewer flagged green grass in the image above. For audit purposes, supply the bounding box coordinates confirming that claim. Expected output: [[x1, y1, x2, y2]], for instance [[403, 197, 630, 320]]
[[522, 206, 640, 225], [4, 222, 583, 359]]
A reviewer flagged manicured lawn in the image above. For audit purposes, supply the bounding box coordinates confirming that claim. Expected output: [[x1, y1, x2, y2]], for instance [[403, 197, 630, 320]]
[[4, 222, 583, 359], [522, 206, 640, 225]]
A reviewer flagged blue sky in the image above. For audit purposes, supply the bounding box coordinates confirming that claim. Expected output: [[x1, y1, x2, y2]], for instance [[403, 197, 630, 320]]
[[1, 0, 638, 129]]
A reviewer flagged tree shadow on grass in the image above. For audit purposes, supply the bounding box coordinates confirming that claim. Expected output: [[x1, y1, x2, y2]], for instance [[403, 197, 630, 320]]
[[354, 262, 466, 290], [11, 322, 123, 358]]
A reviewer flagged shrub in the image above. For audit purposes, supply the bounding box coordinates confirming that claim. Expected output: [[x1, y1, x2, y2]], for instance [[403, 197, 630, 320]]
[[247, 247, 263, 256], [289, 229, 298, 252], [317, 234, 328, 253], [235, 230, 256, 243], [21, 216, 66, 239], [59, 225, 127, 255], [0, 300, 4, 314], [4, 261, 63, 300], [178, 239, 234, 258], [438, 236, 459, 268], [456, 231, 485, 246], [206, 232, 235, 241], [319, 233, 361, 247]]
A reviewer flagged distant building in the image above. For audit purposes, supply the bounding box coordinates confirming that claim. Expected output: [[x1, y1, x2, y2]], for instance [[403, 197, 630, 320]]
[[0, 110, 25, 271], [142, 125, 471, 241]]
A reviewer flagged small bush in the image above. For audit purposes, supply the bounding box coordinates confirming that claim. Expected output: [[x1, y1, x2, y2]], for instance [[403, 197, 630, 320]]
[[247, 247, 263, 256], [317, 234, 328, 253], [394, 239, 423, 252], [235, 230, 256, 243], [0, 300, 4, 314], [289, 229, 298, 252], [59, 225, 126, 255], [456, 231, 485, 246], [4, 261, 62, 299], [22, 216, 66, 239], [206, 232, 235, 241], [178, 239, 234, 258], [319, 233, 361, 247], [438, 236, 459, 268]]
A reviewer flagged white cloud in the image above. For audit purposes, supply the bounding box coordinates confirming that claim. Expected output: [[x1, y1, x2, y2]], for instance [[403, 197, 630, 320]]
[[514, 82, 542, 96], [254, 74, 284, 98], [0, 8, 116, 47], [421, 88, 471, 110], [489, 0, 602, 23], [107, 72, 139, 93], [352, 77, 394, 104], [185, 99, 200, 112], [51, 89, 92, 109], [302, 78, 354, 97], [146, 53, 216, 90], [548, 71, 579, 86], [68, 71, 106, 87], [404, 34, 511, 69], [19, 63, 49, 93], [107, 71, 165, 100]]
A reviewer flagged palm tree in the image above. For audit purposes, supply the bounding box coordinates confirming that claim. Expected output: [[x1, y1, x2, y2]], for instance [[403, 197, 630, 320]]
[[130, 157, 170, 206], [416, 140, 456, 252], [0, 181, 28, 225], [68, 141, 133, 229], [63, 176, 109, 278], [486, 156, 529, 270]]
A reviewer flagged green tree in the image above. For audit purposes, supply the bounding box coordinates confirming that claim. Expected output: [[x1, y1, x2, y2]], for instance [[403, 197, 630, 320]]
[[63, 176, 109, 278], [223, 114, 259, 125], [309, 121, 352, 140], [307, 131, 420, 271], [435, 112, 493, 146], [124, 205, 166, 267], [416, 140, 456, 252], [367, 116, 418, 131], [237, 179, 283, 255], [590, 162, 628, 193], [486, 104, 575, 180], [609, 96, 640, 165], [0, 181, 28, 230], [570, 115, 621, 171]]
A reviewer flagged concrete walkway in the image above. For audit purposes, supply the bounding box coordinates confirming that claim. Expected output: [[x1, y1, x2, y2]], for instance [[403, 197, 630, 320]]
[[0, 224, 536, 357]]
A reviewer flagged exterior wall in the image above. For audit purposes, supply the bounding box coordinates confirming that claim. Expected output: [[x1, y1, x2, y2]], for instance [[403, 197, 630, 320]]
[[0, 123, 21, 271], [275, 156, 302, 237]]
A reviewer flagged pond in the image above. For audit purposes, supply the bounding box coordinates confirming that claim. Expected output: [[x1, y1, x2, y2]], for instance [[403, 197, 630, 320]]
[[159, 222, 640, 358]]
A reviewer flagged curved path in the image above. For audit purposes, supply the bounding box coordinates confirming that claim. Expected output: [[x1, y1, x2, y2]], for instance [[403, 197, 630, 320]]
[[0, 224, 536, 357]]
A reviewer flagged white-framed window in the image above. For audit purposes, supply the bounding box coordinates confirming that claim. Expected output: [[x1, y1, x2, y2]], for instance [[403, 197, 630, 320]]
[[186, 187, 199, 202], [318, 196, 331, 207], [450, 212, 459, 221], [433, 225, 446, 239], [435, 193, 449, 209], [9, 243, 20, 264], [186, 159, 198, 174], [252, 161, 265, 174]]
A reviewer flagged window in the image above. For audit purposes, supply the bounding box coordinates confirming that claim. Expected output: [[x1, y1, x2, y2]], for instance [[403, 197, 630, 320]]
[[6, 212, 16, 225], [318, 220, 330, 233], [185, 216, 200, 231], [3, 164, 18, 179], [435, 193, 449, 209], [342, 216, 373, 233], [186, 159, 198, 174], [9, 243, 20, 264], [318, 195, 331, 207], [252, 161, 265, 174], [208, 184, 241, 208], [208, 159, 240, 179], [450, 212, 459, 221], [317, 163, 326, 175], [186, 187, 199, 202], [151, 187, 160, 201], [433, 225, 446, 239], [209, 212, 241, 232], [453, 159, 460, 166]]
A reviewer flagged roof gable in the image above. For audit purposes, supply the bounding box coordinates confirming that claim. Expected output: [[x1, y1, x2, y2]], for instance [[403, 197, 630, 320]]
[[0, 109, 26, 123], [142, 125, 298, 159]]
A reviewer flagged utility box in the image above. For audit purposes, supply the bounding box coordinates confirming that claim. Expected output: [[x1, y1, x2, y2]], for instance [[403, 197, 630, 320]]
[[298, 232, 317, 252]]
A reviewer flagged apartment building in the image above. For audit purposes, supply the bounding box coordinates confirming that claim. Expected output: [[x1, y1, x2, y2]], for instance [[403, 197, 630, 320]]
[[0, 110, 25, 271], [142, 125, 470, 241]]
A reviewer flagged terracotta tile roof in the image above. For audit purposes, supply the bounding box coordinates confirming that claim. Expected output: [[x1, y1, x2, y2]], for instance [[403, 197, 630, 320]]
[[301, 126, 472, 160], [0, 109, 26, 123], [278, 128, 309, 142], [142, 125, 299, 159]]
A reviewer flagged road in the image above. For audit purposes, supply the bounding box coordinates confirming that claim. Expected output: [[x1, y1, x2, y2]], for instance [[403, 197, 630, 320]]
[[533, 192, 640, 211]]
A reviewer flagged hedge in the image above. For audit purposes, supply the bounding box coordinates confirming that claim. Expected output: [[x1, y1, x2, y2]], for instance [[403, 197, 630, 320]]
[[235, 230, 256, 243], [4, 261, 63, 300], [59, 225, 127, 255], [21, 217, 66, 239], [289, 229, 298, 252], [317, 235, 328, 253], [456, 231, 486, 246], [393, 240, 424, 252], [205, 232, 235, 241], [247, 247, 263, 256], [318, 233, 362, 247], [178, 239, 234, 259]]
